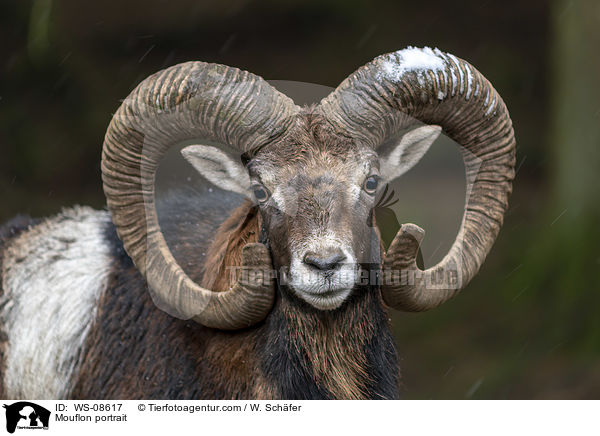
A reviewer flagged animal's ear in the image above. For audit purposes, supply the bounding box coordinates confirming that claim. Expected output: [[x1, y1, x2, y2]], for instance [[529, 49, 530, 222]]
[[379, 125, 442, 182], [181, 145, 251, 197]]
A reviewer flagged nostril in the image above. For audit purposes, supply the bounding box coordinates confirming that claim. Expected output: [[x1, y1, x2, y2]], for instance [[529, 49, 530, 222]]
[[303, 251, 347, 271]]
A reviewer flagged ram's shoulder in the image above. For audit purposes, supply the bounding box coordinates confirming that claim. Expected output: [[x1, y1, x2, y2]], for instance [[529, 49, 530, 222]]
[[0, 215, 40, 252], [0, 206, 116, 399], [2, 206, 113, 266], [0, 206, 116, 303]]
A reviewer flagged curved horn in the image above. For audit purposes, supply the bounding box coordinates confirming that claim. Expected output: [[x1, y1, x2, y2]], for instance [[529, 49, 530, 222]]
[[318, 47, 516, 311], [102, 62, 298, 329]]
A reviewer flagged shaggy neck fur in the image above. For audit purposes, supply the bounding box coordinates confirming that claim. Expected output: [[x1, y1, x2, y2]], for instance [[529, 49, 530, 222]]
[[258, 285, 400, 399]]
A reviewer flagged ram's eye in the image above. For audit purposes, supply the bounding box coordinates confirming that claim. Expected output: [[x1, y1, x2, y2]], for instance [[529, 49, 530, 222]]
[[363, 176, 379, 194], [253, 185, 270, 203]]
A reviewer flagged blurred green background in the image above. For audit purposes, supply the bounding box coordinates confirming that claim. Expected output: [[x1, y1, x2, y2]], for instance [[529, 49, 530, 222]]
[[1, 0, 598, 398]]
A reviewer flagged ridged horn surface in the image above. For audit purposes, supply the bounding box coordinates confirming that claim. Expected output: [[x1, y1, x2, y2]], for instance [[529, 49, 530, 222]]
[[102, 62, 298, 329], [318, 47, 516, 311]]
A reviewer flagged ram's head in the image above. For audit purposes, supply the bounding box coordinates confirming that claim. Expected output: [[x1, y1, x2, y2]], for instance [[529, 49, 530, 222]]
[[102, 47, 515, 329]]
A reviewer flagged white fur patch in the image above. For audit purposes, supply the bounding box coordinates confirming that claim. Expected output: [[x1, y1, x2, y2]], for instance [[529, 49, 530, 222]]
[[1, 206, 113, 399]]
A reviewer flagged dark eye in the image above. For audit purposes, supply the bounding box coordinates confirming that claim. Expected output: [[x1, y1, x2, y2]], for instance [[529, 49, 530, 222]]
[[363, 176, 379, 194], [253, 185, 269, 203]]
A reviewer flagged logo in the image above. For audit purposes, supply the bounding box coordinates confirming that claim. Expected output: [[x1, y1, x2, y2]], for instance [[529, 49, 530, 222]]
[[2, 402, 50, 434]]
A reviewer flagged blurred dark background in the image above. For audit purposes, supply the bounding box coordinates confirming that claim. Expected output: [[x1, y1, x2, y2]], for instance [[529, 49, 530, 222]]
[[1, 0, 598, 398]]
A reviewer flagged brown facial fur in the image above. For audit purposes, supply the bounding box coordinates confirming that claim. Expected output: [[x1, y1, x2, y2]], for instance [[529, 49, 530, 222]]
[[250, 111, 379, 279]]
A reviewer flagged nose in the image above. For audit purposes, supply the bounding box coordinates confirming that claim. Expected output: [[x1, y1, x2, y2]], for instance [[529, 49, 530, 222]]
[[303, 250, 347, 271]]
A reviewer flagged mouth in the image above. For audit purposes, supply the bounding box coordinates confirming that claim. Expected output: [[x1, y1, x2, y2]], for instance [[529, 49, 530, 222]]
[[294, 286, 353, 310]]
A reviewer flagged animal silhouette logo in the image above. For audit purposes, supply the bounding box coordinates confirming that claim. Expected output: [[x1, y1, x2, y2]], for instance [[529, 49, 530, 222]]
[[2, 402, 50, 433]]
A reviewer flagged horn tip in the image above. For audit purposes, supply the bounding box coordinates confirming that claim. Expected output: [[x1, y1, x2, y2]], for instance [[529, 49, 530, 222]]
[[400, 223, 425, 243]]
